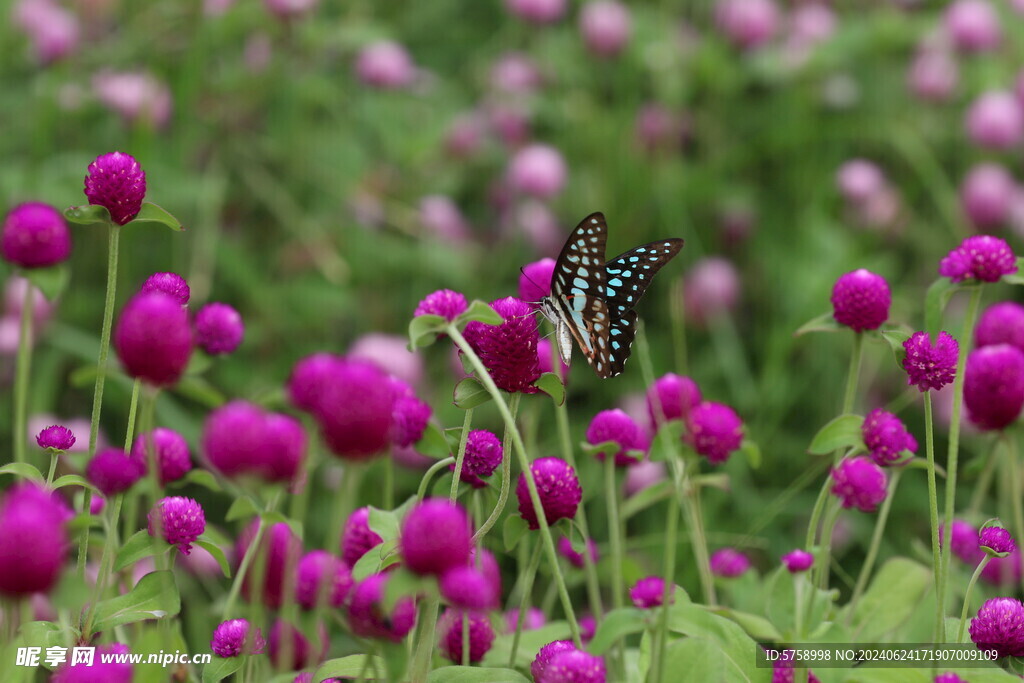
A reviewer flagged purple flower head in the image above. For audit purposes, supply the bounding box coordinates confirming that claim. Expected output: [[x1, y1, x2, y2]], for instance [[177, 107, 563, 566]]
[[533, 641, 577, 682], [83, 151, 146, 225], [264, 0, 319, 19], [980, 522, 1016, 557], [831, 456, 888, 512], [87, 447, 145, 496], [469, 548, 503, 606], [771, 654, 821, 683], [148, 496, 205, 555], [862, 409, 918, 466], [686, 401, 743, 465], [934, 674, 967, 683], [450, 429, 503, 488], [347, 573, 417, 641], [211, 619, 266, 657], [341, 506, 384, 567], [268, 619, 325, 671], [966, 91, 1024, 150], [586, 409, 648, 466], [355, 41, 416, 89], [414, 289, 468, 321], [439, 609, 496, 664], [710, 548, 751, 578], [52, 643, 131, 682], [630, 576, 670, 609], [580, 615, 597, 642], [400, 498, 473, 575], [202, 402, 306, 483], [508, 144, 567, 199], [463, 296, 541, 394], [140, 272, 190, 306], [976, 302, 1024, 353], [505, 0, 567, 25], [830, 269, 891, 332], [684, 257, 741, 325], [902, 331, 959, 392], [782, 549, 815, 573], [715, 0, 779, 50], [391, 390, 432, 448], [537, 338, 570, 382], [520, 257, 556, 304], [946, 0, 1001, 52], [624, 460, 667, 497], [647, 373, 702, 426], [195, 303, 244, 355], [969, 597, 1024, 658], [314, 358, 395, 459], [837, 160, 885, 204], [36, 424, 75, 451], [517, 456, 582, 530], [961, 163, 1015, 228], [420, 195, 471, 242], [133, 427, 191, 485], [558, 537, 599, 569], [236, 521, 302, 608], [506, 606, 546, 632], [939, 235, 1017, 283], [349, 333, 423, 388], [287, 352, 344, 412], [941, 519, 981, 564], [541, 649, 608, 683], [0, 483, 70, 596], [1, 202, 71, 268], [580, 0, 632, 57], [965, 345, 1024, 430], [295, 550, 353, 609], [981, 547, 1024, 586], [113, 292, 194, 386], [440, 565, 500, 610]]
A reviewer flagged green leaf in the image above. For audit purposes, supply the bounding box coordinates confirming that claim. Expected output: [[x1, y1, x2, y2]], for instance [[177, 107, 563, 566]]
[[63, 204, 111, 225], [225, 496, 259, 522], [502, 514, 530, 552], [428, 668, 529, 683], [174, 376, 226, 408], [710, 607, 782, 641], [92, 570, 180, 630], [17, 620, 67, 649], [50, 570, 91, 617], [382, 568, 430, 612], [880, 327, 912, 367], [483, 622, 571, 669], [24, 264, 69, 301], [739, 439, 761, 469], [351, 545, 383, 581], [185, 351, 214, 376], [379, 640, 410, 682], [693, 473, 730, 491], [622, 480, 673, 520], [454, 377, 491, 410], [588, 607, 649, 655], [580, 439, 622, 461], [202, 655, 246, 683], [455, 300, 503, 327], [414, 422, 451, 460], [846, 557, 931, 640], [764, 568, 832, 634], [126, 202, 184, 231], [0, 462, 44, 482], [665, 604, 761, 682], [409, 314, 447, 349], [176, 468, 223, 492], [924, 277, 958, 336], [663, 638, 728, 682], [534, 372, 566, 406], [261, 511, 303, 540], [367, 506, 401, 544], [194, 537, 231, 577], [1005, 258, 1024, 285], [313, 655, 387, 681], [50, 474, 99, 492], [114, 530, 158, 571], [793, 311, 841, 336], [807, 414, 865, 455]]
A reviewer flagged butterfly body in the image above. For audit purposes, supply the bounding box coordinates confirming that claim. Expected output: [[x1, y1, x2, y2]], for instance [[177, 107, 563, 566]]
[[539, 212, 683, 378]]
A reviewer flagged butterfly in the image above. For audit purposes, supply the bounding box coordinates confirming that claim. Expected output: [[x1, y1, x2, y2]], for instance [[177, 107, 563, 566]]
[[539, 212, 684, 378]]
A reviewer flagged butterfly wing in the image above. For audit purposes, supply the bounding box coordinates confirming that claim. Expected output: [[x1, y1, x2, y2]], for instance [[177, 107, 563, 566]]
[[605, 310, 639, 377], [603, 239, 685, 319]]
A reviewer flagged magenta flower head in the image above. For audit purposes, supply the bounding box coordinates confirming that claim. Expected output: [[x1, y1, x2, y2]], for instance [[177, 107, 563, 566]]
[[966, 91, 1024, 150], [520, 257, 556, 303], [969, 597, 1024, 658], [113, 292, 194, 386], [586, 409, 648, 466], [558, 537, 599, 569], [87, 447, 145, 495], [579, 1, 632, 57], [982, 547, 1024, 586], [683, 257, 741, 325], [1, 202, 71, 268], [51, 643, 131, 683], [837, 159, 885, 204], [347, 573, 417, 641], [541, 649, 608, 683], [440, 565, 500, 610], [313, 358, 395, 459], [451, 429, 503, 488], [830, 269, 891, 332], [714, 0, 779, 50], [782, 549, 814, 573], [686, 401, 743, 465], [976, 302, 1024, 352], [505, 0, 567, 24], [439, 609, 496, 664], [83, 151, 146, 225], [517, 456, 582, 530], [507, 607, 546, 632], [537, 338, 570, 382], [941, 519, 981, 564], [390, 382, 432, 448], [268, 619, 326, 671], [830, 456, 888, 513], [0, 483, 70, 596], [630, 576, 670, 609], [508, 144, 568, 199], [710, 548, 751, 578], [140, 272, 190, 306], [211, 619, 266, 657], [341, 506, 384, 567], [133, 427, 191, 485], [965, 345, 1024, 430], [400, 498, 473, 575], [946, 0, 1001, 52], [287, 352, 343, 412], [295, 550, 353, 609], [414, 289, 468, 321], [195, 303, 244, 355], [961, 163, 1015, 228], [933, 674, 967, 683], [980, 522, 1016, 557], [36, 424, 75, 451], [148, 496, 205, 555], [647, 373, 702, 425], [463, 296, 541, 394], [862, 409, 918, 466], [237, 521, 302, 608], [902, 331, 959, 392], [355, 41, 416, 89], [533, 641, 577, 682], [264, 0, 318, 19], [939, 235, 1017, 283], [202, 401, 306, 482]]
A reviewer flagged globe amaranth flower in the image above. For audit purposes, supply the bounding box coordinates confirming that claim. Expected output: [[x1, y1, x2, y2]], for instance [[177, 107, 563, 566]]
[[52, 643, 131, 683], [939, 235, 1017, 283], [202, 401, 306, 483], [0, 483, 71, 596], [946, 0, 1001, 52], [113, 292, 194, 386], [439, 609, 496, 664], [941, 519, 982, 564], [349, 332, 424, 388], [236, 521, 302, 608], [195, 302, 244, 355], [715, 0, 779, 50], [133, 427, 192, 485], [624, 460, 667, 498], [148, 496, 205, 555], [934, 674, 967, 683], [210, 619, 266, 657], [771, 654, 821, 683], [140, 272, 190, 306], [36, 424, 75, 451], [414, 289, 468, 321], [400, 498, 473, 575], [982, 548, 1024, 586], [516, 456, 582, 530], [347, 573, 417, 641], [537, 338, 570, 382], [268, 619, 326, 671], [586, 409, 648, 466], [580, 0, 632, 57], [463, 296, 541, 394], [647, 373, 702, 425], [969, 597, 1024, 658], [965, 345, 1024, 430], [83, 151, 146, 225], [831, 456, 888, 512], [977, 302, 1024, 353], [683, 257, 741, 326], [506, 607, 546, 632], [295, 550, 353, 609], [390, 379, 432, 447], [710, 548, 751, 578], [579, 615, 597, 642], [87, 447, 145, 496], [861, 409, 918, 466], [630, 575, 670, 609], [781, 549, 814, 573], [520, 258, 556, 303], [533, 641, 577, 683], [341, 506, 384, 567], [354, 40, 416, 89], [980, 523, 1016, 557], [450, 429, 502, 488], [505, 0, 567, 24], [557, 536, 599, 569], [287, 352, 343, 412], [294, 675, 342, 683], [902, 331, 959, 392], [686, 401, 743, 465], [507, 145, 567, 199], [540, 649, 607, 683], [830, 269, 891, 332], [440, 564, 500, 610], [1, 202, 71, 268]]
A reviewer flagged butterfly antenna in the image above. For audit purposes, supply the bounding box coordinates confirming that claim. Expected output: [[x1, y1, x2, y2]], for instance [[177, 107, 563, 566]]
[[518, 266, 547, 306]]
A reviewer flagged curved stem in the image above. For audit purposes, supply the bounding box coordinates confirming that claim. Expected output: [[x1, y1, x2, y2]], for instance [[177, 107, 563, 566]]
[[12, 278, 34, 464], [410, 598, 440, 682], [842, 332, 864, 418], [923, 392, 943, 644], [804, 478, 832, 551], [605, 455, 625, 610], [847, 469, 903, 621], [415, 457, 456, 502], [651, 473, 680, 683], [508, 538, 543, 667], [472, 395, 519, 544], [967, 438, 1000, 518], [956, 556, 991, 644], [449, 410, 474, 501], [816, 500, 841, 591], [222, 492, 281, 620]]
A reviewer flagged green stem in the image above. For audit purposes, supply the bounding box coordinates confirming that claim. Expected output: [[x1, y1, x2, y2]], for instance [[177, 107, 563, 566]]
[[383, 453, 394, 510], [222, 492, 281, 620], [956, 556, 992, 644], [804, 478, 832, 551], [605, 455, 625, 610], [968, 437, 1000, 518], [846, 469, 903, 621], [816, 500, 841, 592], [462, 612, 471, 667], [409, 598, 440, 682], [416, 458, 457, 502], [472, 395, 519, 544], [842, 332, 864, 418], [651, 473, 680, 683], [12, 277, 34, 464], [923, 392, 943, 644], [123, 380, 141, 453], [1005, 432, 1024, 579], [45, 451, 60, 485], [140, 388, 166, 571], [509, 538, 543, 667], [81, 492, 125, 639], [680, 458, 716, 605], [449, 410, 474, 501], [794, 574, 806, 640]]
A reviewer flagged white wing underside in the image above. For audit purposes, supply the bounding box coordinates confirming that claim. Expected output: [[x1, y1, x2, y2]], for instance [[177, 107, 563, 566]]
[[540, 297, 574, 367]]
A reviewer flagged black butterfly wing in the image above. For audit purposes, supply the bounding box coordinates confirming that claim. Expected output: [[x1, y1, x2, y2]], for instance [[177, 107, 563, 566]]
[[605, 310, 638, 377], [603, 239, 685, 318]]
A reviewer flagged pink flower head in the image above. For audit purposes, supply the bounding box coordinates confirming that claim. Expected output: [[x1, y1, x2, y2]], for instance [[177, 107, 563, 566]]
[[520, 258, 556, 304], [557, 537, 599, 569], [236, 521, 302, 608], [516, 456, 582, 530], [710, 548, 751, 577], [211, 618, 265, 657], [463, 296, 541, 394], [341, 506, 384, 567], [287, 352, 344, 412], [907, 49, 958, 102], [347, 573, 417, 641], [148, 496, 205, 555], [939, 235, 1017, 283], [490, 53, 544, 95], [977, 302, 1024, 353], [415, 289, 468, 321], [0, 483, 71, 596], [941, 519, 981, 564], [980, 525, 1016, 556], [961, 164, 1015, 228], [355, 41, 416, 89], [419, 195, 471, 243], [263, 0, 319, 18], [945, 0, 1001, 52], [635, 103, 691, 154], [981, 547, 1024, 586], [507, 606, 546, 632], [861, 409, 918, 466], [837, 159, 885, 204], [647, 373, 701, 425], [586, 409, 647, 466], [830, 456, 888, 512], [715, 0, 779, 50], [313, 358, 395, 459], [966, 91, 1024, 150], [390, 380, 432, 448], [450, 429, 503, 488], [36, 424, 75, 451], [969, 597, 1024, 658], [533, 641, 577, 682], [1, 202, 71, 268], [902, 331, 959, 392], [52, 643, 131, 682], [782, 549, 814, 573], [686, 401, 743, 465], [624, 460, 667, 497], [630, 576, 670, 609], [87, 447, 145, 496], [830, 269, 891, 332], [504, 0, 567, 24], [92, 70, 172, 128], [439, 609, 496, 664], [400, 498, 473, 576], [295, 550, 353, 609], [133, 427, 192, 485], [83, 151, 146, 225], [13, 0, 79, 64], [140, 272, 190, 306], [113, 292, 194, 386], [579, 1, 632, 57], [542, 649, 607, 683], [934, 673, 967, 683], [349, 332, 423, 388], [202, 401, 306, 482], [683, 257, 740, 325], [964, 344, 1024, 430], [537, 338, 570, 382], [195, 303, 244, 355], [267, 620, 325, 671], [440, 565, 500, 610], [508, 145, 567, 199]]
